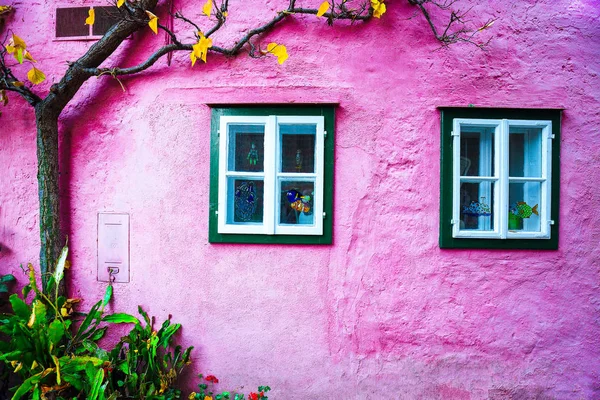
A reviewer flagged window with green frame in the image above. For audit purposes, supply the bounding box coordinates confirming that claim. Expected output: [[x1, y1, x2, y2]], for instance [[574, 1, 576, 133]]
[[208, 105, 334, 244], [439, 108, 561, 249]]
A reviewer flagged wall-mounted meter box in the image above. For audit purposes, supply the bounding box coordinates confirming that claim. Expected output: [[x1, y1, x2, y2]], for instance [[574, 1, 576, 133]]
[[97, 213, 130, 283]]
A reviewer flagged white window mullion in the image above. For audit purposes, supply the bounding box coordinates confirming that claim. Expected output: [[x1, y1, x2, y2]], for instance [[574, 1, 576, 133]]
[[263, 116, 276, 235], [314, 116, 325, 235], [542, 122, 553, 238], [499, 119, 510, 239], [452, 120, 461, 238]]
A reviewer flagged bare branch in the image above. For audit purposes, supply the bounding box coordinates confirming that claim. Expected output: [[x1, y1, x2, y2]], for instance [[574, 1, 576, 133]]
[[408, 0, 495, 48]]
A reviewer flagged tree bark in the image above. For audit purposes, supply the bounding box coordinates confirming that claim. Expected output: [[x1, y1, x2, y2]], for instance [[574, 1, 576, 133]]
[[34, 105, 64, 297]]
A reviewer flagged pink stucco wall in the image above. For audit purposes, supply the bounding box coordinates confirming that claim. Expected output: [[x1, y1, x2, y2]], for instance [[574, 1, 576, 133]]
[[2, 0, 600, 398]]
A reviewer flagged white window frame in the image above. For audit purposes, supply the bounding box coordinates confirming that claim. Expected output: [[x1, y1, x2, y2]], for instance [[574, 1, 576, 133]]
[[452, 118, 553, 240], [217, 115, 325, 236]]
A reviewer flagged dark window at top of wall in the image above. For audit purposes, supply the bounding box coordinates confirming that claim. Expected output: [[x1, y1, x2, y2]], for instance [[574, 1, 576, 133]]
[[56, 6, 120, 38], [92, 7, 121, 36], [56, 7, 89, 37]]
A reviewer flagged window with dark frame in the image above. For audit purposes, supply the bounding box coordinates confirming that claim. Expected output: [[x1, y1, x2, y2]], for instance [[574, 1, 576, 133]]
[[439, 107, 561, 250], [209, 106, 335, 245], [56, 6, 120, 39]]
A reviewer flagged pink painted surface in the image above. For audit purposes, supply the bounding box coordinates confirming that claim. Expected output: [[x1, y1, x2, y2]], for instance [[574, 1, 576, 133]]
[[1, 0, 600, 398]]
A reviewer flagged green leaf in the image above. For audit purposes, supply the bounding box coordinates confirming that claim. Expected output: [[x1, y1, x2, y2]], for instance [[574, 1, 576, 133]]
[[102, 285, 113, 308], [12, 370, 44, 399], [32, 300, 46, 328], [85, 361, 97, 382], [9, 294, 30, 320], [21, 284, 32, 298], [75, 300, 102, 338], [0, 274, 15, 283], [90, 326, 107, 341], [44, 276, 56, 295], [102, 313, 139, 324], [48, 319, 65, 345]]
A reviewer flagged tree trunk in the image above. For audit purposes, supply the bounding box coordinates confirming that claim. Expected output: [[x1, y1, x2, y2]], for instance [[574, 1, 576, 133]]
[[35, 105, 65, 297]]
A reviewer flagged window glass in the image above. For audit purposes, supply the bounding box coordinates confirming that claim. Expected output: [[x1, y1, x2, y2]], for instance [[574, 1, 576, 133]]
[[228, 179, 264, 224], [279, 124, 316, 173], [509, 126, 542, 177], [56, 7, 89, 37], [279, 180, 315, 225], [92, 6, 121, 36], [228, 124, 265, 172], [460, 126, 495, 176], [508, 182, 541, 232], [460, 182, 494, 231]]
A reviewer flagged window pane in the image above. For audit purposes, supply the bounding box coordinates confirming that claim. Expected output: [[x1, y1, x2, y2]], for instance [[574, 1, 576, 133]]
[[460, 126, 495, 176], [509, 182, 541, 232], [56, 7, 90, 37], [228, 179, 264, 224], [279, 181, 314, 225], [92, 7, 120, 36], [460, 181, 494, 231], [228, 124, 265, 172], [509, 126, 543, 177], [280, 124, 316, 173]]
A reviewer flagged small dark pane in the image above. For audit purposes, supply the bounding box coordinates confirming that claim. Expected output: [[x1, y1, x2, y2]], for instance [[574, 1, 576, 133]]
[[280, 124, 316, 173], [228, 124, 265, 172], [93, 7, 121, 36], [228, 179, 264, 224], [460, 181, 494, 231], [460, 126, 495, 177], [508, 182, 541, 232], [280, 181, 314, 225], [56, 7, 90, 37]]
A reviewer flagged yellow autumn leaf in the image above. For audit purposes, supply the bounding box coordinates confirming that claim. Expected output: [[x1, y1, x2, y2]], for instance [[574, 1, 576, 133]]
[[31, 360, 39, 370], [85, 8, 95, 25], [23, 50, 36, 63], [0, 5, 13, 15], [6, 34, 26, 64], [371, 0, 386, 18], [317, 1, 329, 17], [117, 0, 126, 8], [202, 0, 212, 17], [0, 90, 7, 106], [12, 81, 24, 87], [11, 33, 26, 49], [27, 67, 46, 85], [145, 10, 158, 34], [204, 396, 212, 400], [13, 362, 22, 373], [267, 42, 289, 65], [190, 33, 213, 66]]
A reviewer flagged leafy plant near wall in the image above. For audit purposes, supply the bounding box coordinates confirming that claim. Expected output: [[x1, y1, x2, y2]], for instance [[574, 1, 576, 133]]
[[0, 243, 140, 399], [0, 244, 271, 400], [0, 244, 193, 399], [106, 307, 192, 399]]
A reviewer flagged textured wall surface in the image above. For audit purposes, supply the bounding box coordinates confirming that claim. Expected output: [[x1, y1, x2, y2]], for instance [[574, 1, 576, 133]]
[[1, 0, 600, 398]]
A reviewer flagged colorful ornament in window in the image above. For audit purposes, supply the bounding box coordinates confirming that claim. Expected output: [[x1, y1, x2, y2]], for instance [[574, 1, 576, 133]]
[[462, 197, 492, 216], [295, 149, 303, 171], [247, 142, 259, 166], [286, 189, 311, 214], [234, 181, 257, 221], [510, 202, 539, 219]]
